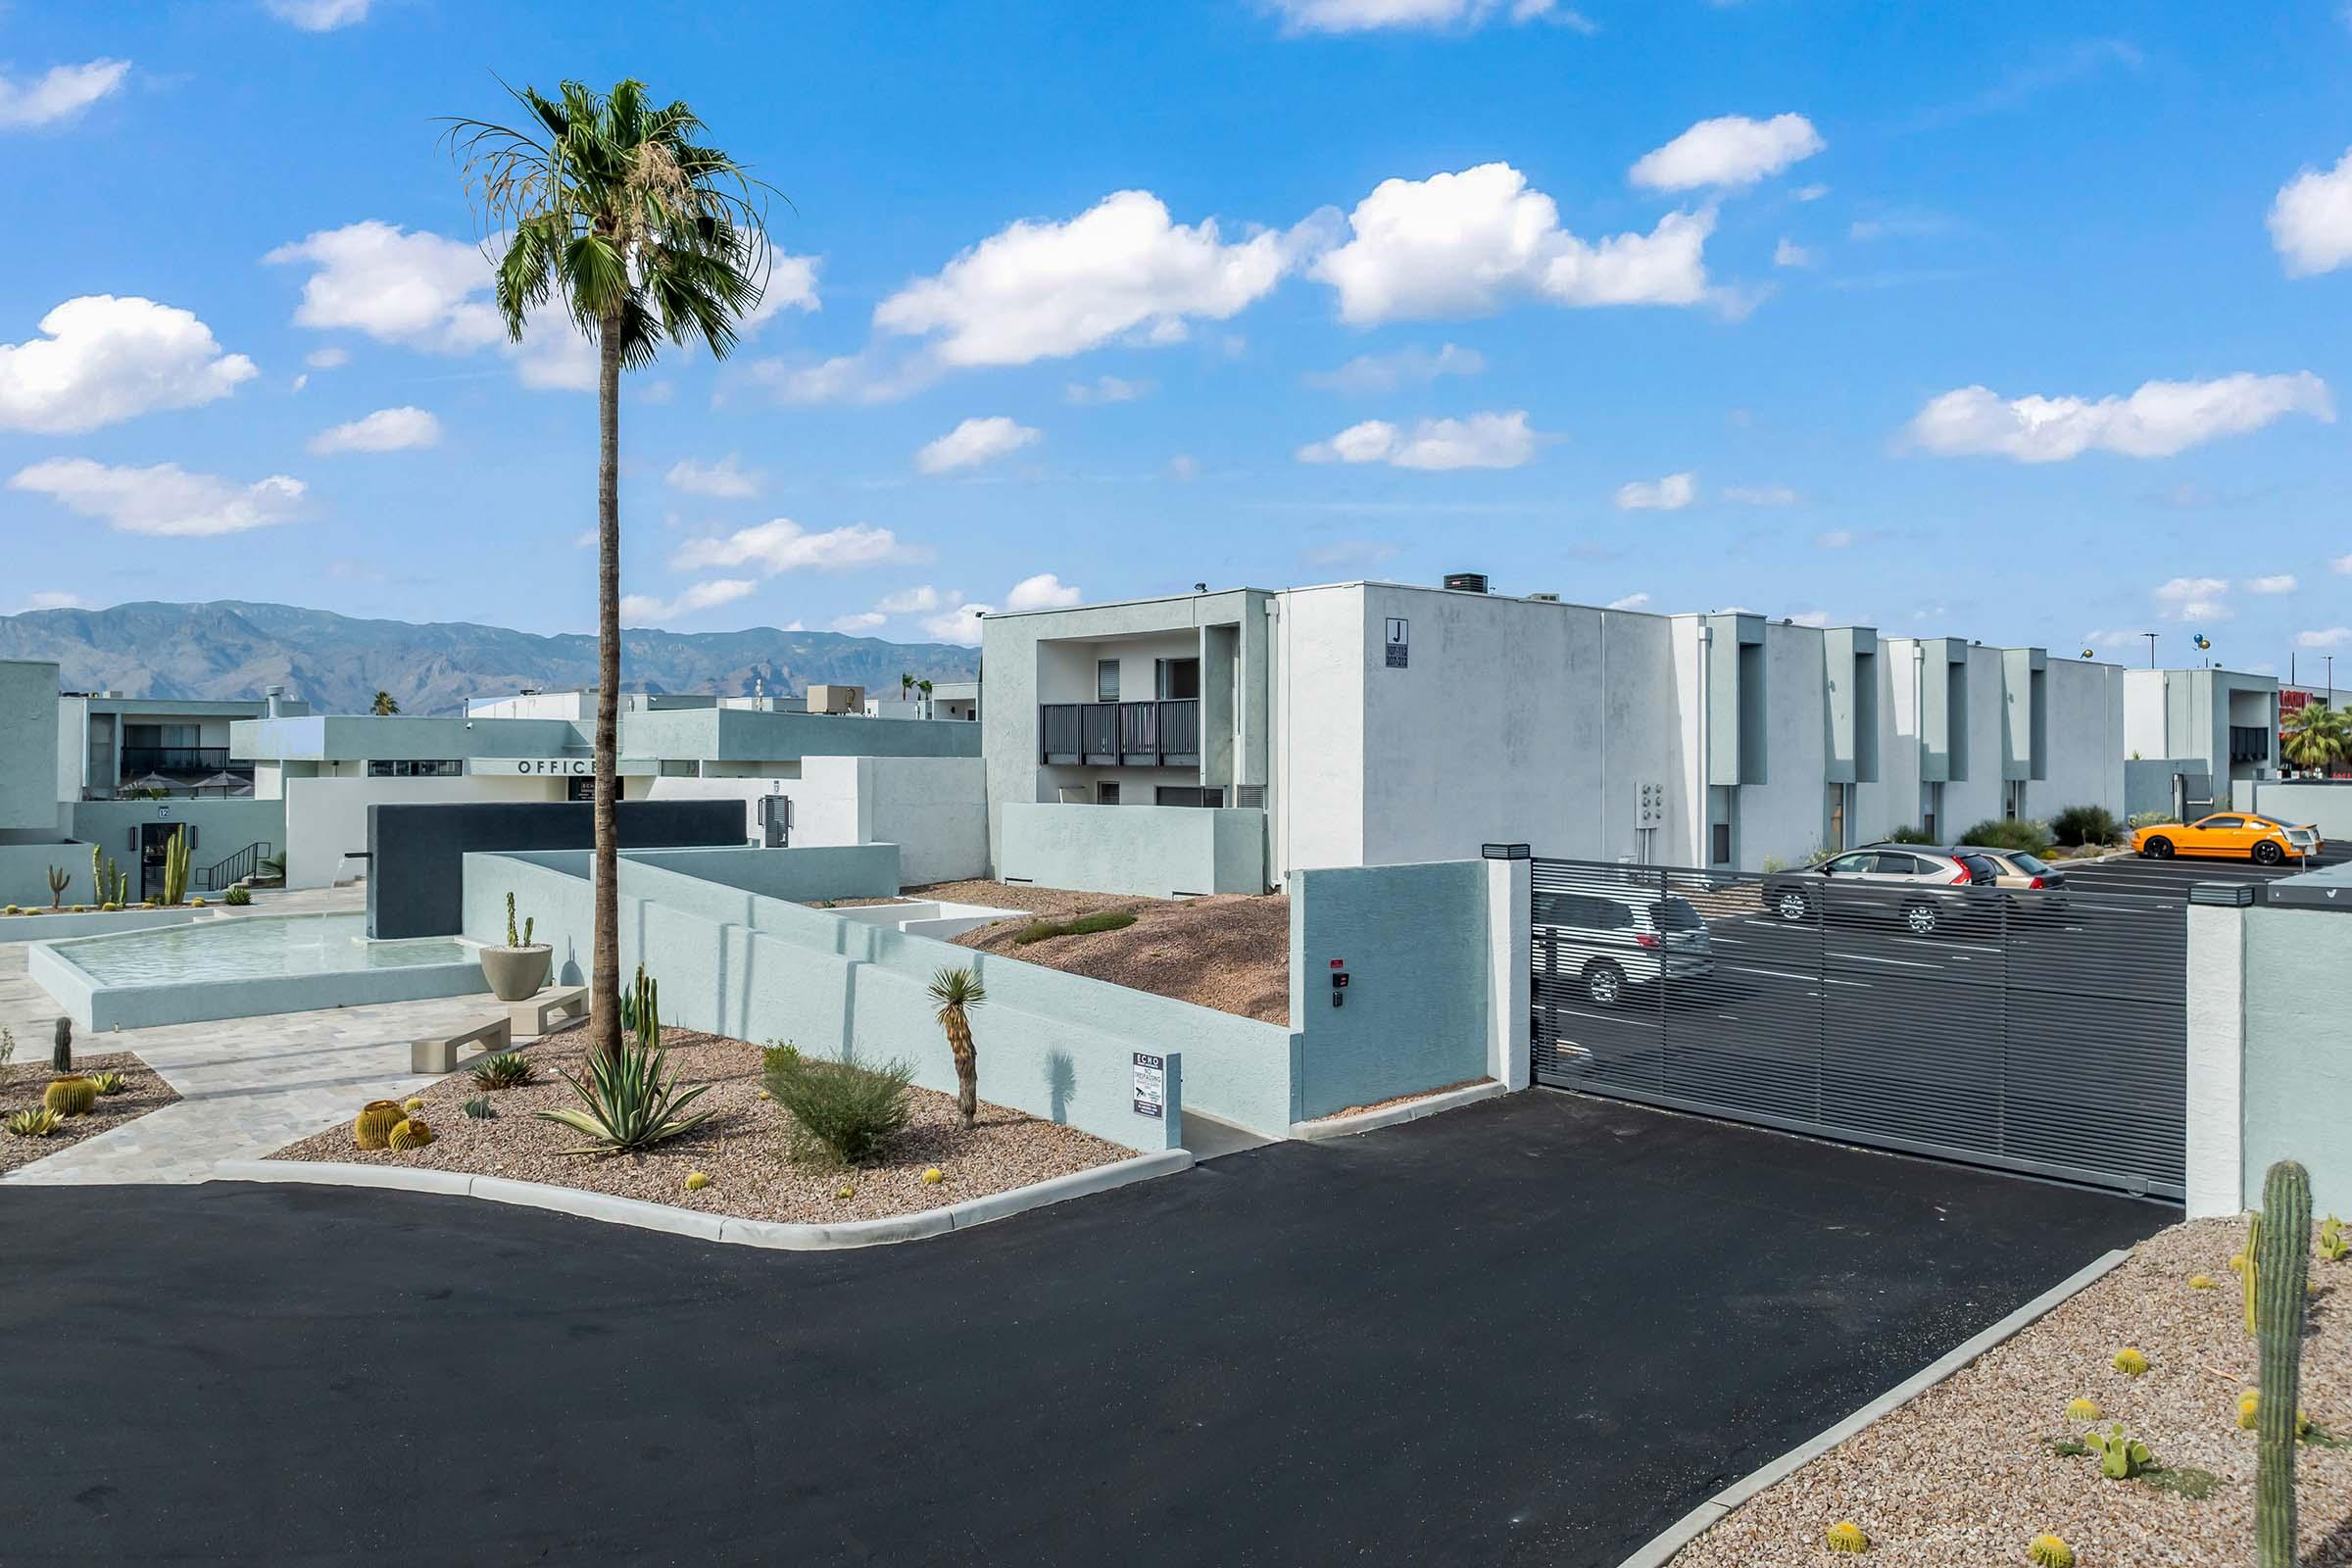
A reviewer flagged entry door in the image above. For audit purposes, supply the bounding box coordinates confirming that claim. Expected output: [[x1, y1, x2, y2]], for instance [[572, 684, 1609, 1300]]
[[137, 822, 179, 899]]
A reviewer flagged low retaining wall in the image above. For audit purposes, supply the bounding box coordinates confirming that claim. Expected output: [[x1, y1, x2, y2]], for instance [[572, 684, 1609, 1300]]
[[997, 802, 1265, 898], [0, 906, 217, 945], [464, 851, 1275, 1149], [612, 844, 902, 904]]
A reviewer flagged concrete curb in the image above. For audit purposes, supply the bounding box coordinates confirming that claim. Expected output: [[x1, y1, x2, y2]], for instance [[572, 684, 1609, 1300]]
[[1289, 1080, 1507, 1142], [211, 1149, 1194, 1251], [1613, 1245, 2134, 1568]]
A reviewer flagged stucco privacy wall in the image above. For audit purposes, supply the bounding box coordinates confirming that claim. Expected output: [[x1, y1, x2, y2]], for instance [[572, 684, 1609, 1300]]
[[289, 775, 562, 890], [607, 844, 902, 903], [2239, 901, 2352, 1214], [643, 756, 987, 885], [2235, 779, 2352, 839], [998, 802, 1265, 898], [70, 798, 285, 873], [1288, 858, 1494, 1119], [462, 850, 1298, 1145], [0, 660, 59, 831], [0, 842, 90, 909]]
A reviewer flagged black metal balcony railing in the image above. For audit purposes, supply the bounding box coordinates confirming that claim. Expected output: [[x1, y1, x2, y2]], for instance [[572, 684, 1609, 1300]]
[[121, 747, 235, 775], [1040, 700, 1200, 767]]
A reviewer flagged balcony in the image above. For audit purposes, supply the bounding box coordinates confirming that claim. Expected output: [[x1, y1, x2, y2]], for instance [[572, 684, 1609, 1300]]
[[1040, 700, 1200, 767], [121, 747, 235, 775], [2229, 725, 2271, 765]]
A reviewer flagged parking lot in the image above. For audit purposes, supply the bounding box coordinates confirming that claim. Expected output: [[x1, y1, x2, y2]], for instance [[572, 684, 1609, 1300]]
[[2056, 845, 2346, 900]]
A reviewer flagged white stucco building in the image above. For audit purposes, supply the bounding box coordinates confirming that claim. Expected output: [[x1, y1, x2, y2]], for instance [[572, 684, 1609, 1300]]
[[981, 579, 2128, 896]]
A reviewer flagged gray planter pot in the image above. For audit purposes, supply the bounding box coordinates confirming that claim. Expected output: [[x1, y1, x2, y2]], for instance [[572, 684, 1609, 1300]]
[[479, 945, 552, 1002]]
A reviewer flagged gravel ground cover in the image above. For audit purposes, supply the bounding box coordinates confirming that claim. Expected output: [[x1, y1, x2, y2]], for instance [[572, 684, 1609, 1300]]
[[906, 879, 1143, 920], [267, 1026, 1128, 1224], [949, 891, 1291, 1024], [0, 1052, 179, 1178], [1675, 1216, 2352, 1568]]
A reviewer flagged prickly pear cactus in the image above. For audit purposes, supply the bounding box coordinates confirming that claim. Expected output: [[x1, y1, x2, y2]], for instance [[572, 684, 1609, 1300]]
[[2256, 1160, 2312, 1568], [354, 1100, 405, 1150]]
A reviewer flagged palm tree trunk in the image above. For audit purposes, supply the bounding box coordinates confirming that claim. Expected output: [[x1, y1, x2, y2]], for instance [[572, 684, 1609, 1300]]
[[591, 315, 624, 1068], [951, 1019, 976, 1128]]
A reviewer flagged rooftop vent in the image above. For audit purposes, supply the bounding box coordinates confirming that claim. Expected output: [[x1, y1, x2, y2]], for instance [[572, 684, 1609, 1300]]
[[1444, 572, 1490, 594]]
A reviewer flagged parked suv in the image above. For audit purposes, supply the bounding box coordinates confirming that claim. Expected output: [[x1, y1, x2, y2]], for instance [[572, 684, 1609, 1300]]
[[1533, 887, 1715, 1007], [1761, 845, 1999, 936]]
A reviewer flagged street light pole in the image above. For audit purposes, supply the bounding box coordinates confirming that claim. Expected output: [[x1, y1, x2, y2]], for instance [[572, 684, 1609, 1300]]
[[2140, 631, 2159, 669]]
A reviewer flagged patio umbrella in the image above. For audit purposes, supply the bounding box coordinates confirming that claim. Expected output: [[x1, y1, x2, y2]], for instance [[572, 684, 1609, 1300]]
[[193, 771, 246, 798], [122, 772, 177, 795]]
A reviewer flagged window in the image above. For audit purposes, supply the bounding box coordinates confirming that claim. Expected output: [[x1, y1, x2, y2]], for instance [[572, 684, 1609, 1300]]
[[1826, 784, 1847, 852], [1709, 820, 1732, 864], [1153, 785, 1225, 807], [366, 759, 462, 778], [1873, 853, 1924, 874], [1096, 780, 1120, 806], [2202, 814, 2244, 829], [1825, 853, 1877, 875], [1156, 658, 1200, 700], [1097, 660, 1120, 703]]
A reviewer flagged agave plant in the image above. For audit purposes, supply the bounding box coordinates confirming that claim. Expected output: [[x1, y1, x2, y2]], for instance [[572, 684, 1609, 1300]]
[[471, 1052, 537, 1090], [533, 1035, 713, 1154], [88, 1070, 128, 1097], [6, 1107, 62, 1138]]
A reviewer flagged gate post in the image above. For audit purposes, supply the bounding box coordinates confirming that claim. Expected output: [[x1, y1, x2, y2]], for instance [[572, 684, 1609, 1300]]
[[1484, 849, 1531, 1091], [2185, 885, 2251, 1218]]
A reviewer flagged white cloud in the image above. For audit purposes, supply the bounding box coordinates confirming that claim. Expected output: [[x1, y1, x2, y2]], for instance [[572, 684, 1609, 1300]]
[[571, 528, 597, 549], [830, 612, 887, 633], [664, 455, 763, 500], [1788, 610, 1833, 628], [1816, 530, 1855, 548], [922, 602, 990, 645], [265, 0, 372, 27], [618, 578, 758, 625], [2334, 554, 2352, 575], [1312, 163, 1713, 323], [1606, 592, 1651, 611], [875, 190, 1295, 368], [746, 349, 942, 406], [1772, 237, 1818, 269], [0, 59, 130, 128], [2269, 146, 2352, 276], [2295, 626, 2352, 650], [1629, 113, 1825, 192], [875, 586, 948, 614], [2154, 575, 2231, 621], [0, 296, 257, 434], [739, 255, 822, 333], [1904, 372, 2333, 462], [1791, 183, 1830, 202], [266, 221, 503, 353], [1167, 454, 1201, 481], [1614, 471, 1697, 511], [1297, 410, 1539, 469], [1065, 374, 1152, 404], [22, 590, 87, 611], [1303, 342, 1486, 394], [1266, 0, 1574, 33], [1725, 483, 1799, 506], [916, 416, 1041, 473], [308, 406, 439, 455], [671, 518, 921, 575], [1004, 572, 1083, 612], [2247, 573, 2299, 595], [304, 347, 350, 370], [10, 459, 305, 537]]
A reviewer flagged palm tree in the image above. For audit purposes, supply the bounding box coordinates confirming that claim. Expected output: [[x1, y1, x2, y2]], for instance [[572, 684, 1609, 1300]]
[[916, 677, 934, 718], [369, 690, 400, 715], [927, 966, 987, 1129], [2283, 701, 2349, 775], [448, 78, 776, 1065], [900, 670, 915, 708]]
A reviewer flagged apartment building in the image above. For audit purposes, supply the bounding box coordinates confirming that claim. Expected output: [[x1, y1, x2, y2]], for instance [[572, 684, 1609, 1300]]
[[981, 579, 2127, 896], [2122, 667, 2281, 816]]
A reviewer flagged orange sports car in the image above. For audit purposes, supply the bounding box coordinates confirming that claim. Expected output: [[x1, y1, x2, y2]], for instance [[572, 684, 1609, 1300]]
[[2131, 812, 2323, 865]]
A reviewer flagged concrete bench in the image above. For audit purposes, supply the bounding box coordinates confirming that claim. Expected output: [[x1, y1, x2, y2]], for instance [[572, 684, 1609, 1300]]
[[511, 985, 587, 1038], [411, 1015, 512, 1076]]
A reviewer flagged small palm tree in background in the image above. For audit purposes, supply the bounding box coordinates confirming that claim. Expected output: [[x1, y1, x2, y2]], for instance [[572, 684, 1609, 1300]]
[[369, 690, 400, 715], [2283, 702, 2348, 775], [446, 77, 777, 1066], [900, 670, 915, 706], [927, 966, 987, 1129], [917, 677, 933, 717]]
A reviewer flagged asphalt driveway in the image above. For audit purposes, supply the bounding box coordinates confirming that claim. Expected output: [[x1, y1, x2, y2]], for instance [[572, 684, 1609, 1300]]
[[0, 1092, 2162, 1567]]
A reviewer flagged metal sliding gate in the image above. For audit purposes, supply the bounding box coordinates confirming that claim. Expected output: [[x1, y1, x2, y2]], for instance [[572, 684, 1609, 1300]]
[[1529, 857, 2187, 1199]]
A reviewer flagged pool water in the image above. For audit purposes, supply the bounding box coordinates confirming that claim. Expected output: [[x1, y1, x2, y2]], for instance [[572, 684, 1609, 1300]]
[[55, 913, 472, 987]]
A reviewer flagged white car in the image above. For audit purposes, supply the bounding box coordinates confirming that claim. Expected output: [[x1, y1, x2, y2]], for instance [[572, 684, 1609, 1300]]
[[1534, 887, 1715, 1006]]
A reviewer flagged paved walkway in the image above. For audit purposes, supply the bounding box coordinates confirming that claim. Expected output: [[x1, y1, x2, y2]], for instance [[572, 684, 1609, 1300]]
[[0, 887, 510, 1184]]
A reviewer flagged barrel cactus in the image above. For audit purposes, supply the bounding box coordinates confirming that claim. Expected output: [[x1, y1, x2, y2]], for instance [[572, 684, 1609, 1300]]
[[386, 1116, 434, 1151], [2110, 1347, 2148, 1376], [2256, 1160, 2313, 1568], [43, 1076, 97, 1116], [2027, 1535, 2075, 1568], [684, 1171, 710, 1192], [2065, 1397, 2100, 1423], [1825, 1520, 1869, 1553], [354, 1100, 405, 1150]]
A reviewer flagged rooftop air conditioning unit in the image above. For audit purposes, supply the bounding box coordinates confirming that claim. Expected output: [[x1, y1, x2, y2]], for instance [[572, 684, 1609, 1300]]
[[1444, 572, 1490, 594]]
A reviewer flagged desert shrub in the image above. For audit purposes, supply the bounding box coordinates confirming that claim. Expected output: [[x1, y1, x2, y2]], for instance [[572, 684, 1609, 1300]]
[[2051, 805, 2121, 847], [1012, 910, 1138, 945], [222, 885, 252, 906], [1886, 823, 1936, 844], [1959, 817, 2055, 855], [762, 1043, 912, 1165], [2128, 810, 2179, 829]]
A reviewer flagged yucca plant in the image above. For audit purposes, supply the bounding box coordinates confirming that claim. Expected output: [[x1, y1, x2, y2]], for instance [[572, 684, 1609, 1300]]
[[533, 1035, 713, 1154], [471, 1052, 537, 1090], [927, 965, 987, 1129]]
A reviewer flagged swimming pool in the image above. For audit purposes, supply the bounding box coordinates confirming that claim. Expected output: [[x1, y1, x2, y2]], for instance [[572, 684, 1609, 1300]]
[[28, 913, 490, 1032]]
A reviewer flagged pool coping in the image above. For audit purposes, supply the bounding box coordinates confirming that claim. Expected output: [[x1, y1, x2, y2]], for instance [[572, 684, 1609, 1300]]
[[213, 1148, 1195, 1250], [25, 912, 492, 1033]]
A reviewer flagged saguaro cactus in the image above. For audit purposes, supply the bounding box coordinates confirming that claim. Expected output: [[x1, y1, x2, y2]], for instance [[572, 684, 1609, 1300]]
[[2256, 1159, 2313, 1568], [162, 828, 191, 906], [44, 864, 68, 909]]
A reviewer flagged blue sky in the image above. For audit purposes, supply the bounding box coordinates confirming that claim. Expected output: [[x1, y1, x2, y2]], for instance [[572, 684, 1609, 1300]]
[[3, 0, 2351, 675]]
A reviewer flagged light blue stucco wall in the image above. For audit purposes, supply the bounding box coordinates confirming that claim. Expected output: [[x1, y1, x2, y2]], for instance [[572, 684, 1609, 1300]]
[[70, 799, 285, 866], [0, 842, 89, 910], [620, 707, 983, 761], [999, 802, 1266, 898], [610, 844, 903, 903], [2126, 758, 2202, 818], [464, 850, 1298, 1147], [2234, 779, 2352, 840], [0, 660, 59, 831], [233, 713, 590, 761], [2241, 903, 2352, 1213], [1288, 859, 1493, 1119]]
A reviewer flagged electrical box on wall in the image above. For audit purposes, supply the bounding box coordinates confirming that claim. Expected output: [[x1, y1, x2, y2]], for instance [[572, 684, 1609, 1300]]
[[757, 794, 793, 848], [1329, 956, 1348, 1007]]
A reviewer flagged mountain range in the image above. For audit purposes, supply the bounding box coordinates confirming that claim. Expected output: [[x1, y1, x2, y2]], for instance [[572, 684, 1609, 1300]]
[[0, 602, 982, 715]]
